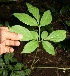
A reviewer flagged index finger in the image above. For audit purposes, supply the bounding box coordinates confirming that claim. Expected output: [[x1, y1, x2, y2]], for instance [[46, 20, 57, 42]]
[[0, 27, 9, 31], [5, 31, 23, 40]]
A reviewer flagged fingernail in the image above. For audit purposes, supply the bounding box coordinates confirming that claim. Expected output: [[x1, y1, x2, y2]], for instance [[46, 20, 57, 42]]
[[18, 34, 23, 39], [11, 48, 14, 52], [17, 42, 20, 46]]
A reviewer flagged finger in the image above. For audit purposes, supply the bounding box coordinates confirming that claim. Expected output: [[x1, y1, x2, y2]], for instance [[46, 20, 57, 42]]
[[5, 31, 23, 40], [0, 28, 9, 43], [0, 47, 5, 55], [9, 47, 14, 53], [0, 45, 3, 55], [0, 35, 6, 43], [0, 41, 5, 55], [5, 40, 20, 46], [0, 27, 9, 31], [4, 46, 14, 53]]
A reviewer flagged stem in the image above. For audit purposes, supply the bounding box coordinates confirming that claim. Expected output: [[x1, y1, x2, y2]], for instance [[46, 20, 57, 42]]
[[34, 59, 39, 64], [31, 26, 41, 69], [36, 67, 70, 70], [31, 49, 38, 70]]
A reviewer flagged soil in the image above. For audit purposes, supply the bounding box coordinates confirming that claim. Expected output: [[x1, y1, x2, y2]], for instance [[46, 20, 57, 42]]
[[13, 40, 70, 76], [20, 42, 70, 76], [0, 0, 70, 76]]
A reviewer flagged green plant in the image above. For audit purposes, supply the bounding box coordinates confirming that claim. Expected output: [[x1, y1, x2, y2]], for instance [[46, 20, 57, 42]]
[[0, 53, 31, 76], [9, 3, 66, 55]]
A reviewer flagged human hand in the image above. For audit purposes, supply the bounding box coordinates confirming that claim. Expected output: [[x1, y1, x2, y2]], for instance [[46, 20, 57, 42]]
[[0, 26, 23, 55]]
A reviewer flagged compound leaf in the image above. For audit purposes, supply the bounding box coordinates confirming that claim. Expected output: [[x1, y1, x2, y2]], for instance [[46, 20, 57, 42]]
[[13, 13, 38, 26], [26, 3, 40, 24], [9, 25, 33, 41], [22, 40, 39, 53], [46, 30, 66, 42], [41, 31, 48, 40], [42, 41, 55, 55], [40, 10, 52, 26]]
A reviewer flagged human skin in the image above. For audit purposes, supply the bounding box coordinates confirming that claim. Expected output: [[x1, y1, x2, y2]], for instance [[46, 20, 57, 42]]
[[0, 26, 23, 55]]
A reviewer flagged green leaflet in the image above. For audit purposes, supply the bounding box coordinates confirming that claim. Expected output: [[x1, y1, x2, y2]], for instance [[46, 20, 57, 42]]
[[42, 41, 55, 55], [60, 6, 70, 14], [22, 40, 39, 53], [46, 30, 66, 42], [9, 25, 33, 41], [0, 70, 2, 75], [13, 13, 38, 26], [40, 10, 52, 26], [0, 58, 5, 67], [15, 71, 25, 76], [24, 69, 31, 75], [10, 71, 25, 76], [26, 3, 40, 24], [0, 24, 2, 26], [7, 65, 13, 70], [14, 63, 23, 70], [30, 31, 39, 40], [10, 72, 16, 76], [3, 70, 8, 76], [65, 21, 70, 26], [4, 53, 14, 64], [41, 31, 48, 40]]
